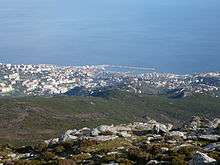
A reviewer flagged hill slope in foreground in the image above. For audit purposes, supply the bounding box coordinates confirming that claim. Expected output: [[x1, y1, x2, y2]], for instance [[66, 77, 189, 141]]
[[0, 91, 219, 146]]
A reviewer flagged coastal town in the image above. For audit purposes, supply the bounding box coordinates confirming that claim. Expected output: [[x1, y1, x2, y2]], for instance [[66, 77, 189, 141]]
[[0, 63, 219, 97]]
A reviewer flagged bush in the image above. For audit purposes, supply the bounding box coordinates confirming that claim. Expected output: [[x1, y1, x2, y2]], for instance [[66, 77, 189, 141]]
[[34, 143, 48, 152], [171, 155, 187, 165], [177, 146, 199, 159], [41, 151, 56, 161], [208, 151, 220, 161], [80, 139, 98, 148], [127, 147, 151, 163], [55, 146, 65, 154], [58, 159, 76, 165]]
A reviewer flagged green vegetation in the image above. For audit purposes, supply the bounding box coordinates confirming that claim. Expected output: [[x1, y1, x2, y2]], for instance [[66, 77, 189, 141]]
[[0, 91, 219, 145]]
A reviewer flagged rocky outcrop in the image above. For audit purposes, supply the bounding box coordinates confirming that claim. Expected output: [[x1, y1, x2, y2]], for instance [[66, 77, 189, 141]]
[[1, 116, 219, 165], [198, 135, 220, 142], [189, 151, 216, 165], [204, 142, 220, 152]]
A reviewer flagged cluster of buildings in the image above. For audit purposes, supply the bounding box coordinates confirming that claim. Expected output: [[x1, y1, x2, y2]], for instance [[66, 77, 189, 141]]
[[0, 63, 219, 97], [0, 64, 105, 96]]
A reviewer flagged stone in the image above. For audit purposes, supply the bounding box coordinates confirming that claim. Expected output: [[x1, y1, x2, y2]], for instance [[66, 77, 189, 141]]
[[76, 127, 91, 136], [8, 153, 17, 159], [147, 160, 159, 164], [189, 151, 216, 165], [91, 128, 100, 136], [114, 125, 132, 132], [91, 135, 118, 142], [187, 135, 198, 140], [102, 162, 119, 165], [174, 144, 192, 150], [156, 123, 169, 133], [160, 147, 169, 152], [204, 142, 220, 152], [97, 125, 114, 132], [44, 138, 59, 145], [189, 116, 202, 130], [118, 131, 132, 138], [167, 140, 176, 144], [198, 135, 220, 142], [212, 118, 220, 129], [169, 131, 186, 138], [132, 121, 170, 134], [60, 130, 78, 142], [107, 151, 120, 155]]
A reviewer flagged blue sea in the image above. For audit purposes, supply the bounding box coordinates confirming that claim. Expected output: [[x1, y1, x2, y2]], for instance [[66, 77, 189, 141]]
[[0, 0, 220, 74]]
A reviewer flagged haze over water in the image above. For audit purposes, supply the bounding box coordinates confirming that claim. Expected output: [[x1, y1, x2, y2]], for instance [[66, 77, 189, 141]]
[[0, 0, 220, 74]]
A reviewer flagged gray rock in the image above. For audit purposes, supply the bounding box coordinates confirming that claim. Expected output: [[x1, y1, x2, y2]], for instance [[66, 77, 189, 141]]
[[77, 127, 91, 136], [198, 135, 220, 142], [189, 116, 202, 130], [91, 128, 101, 136], [173, 144, 192, 150], [44, 138, 59, 145], [118, 131, 132, 138], [91, 135, 118, 142], [59, 130, 78, 142], [169, 131, 186, 138], [189, 151, 216, 165], [147, 160, 159, 164], [187, 135, 198, 140], [97, 125, 114, 132], [160, 147, 169, 152], [167, 140, 176, 144], [212, 118, 220, 129], [204, 142, 220, 152], [133, 120, 171, 134]]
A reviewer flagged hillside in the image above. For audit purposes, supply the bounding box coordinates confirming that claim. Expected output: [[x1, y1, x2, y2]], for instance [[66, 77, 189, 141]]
[[0, 91, 219, 146]]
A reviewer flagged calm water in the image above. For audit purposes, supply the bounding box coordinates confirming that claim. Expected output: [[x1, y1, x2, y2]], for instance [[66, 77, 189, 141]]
[[0, 0, 220, 73]]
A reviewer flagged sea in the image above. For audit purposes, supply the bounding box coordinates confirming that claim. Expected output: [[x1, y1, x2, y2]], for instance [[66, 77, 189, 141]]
[[0, 0, 220, 74]]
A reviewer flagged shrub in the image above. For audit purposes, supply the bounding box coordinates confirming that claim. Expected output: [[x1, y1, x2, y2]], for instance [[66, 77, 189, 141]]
[[55, 146, 65, 154], [171, 155, 187, 165], [177, 146, 197, 159], [41, 151, 56, 161], [58, 159, 77, 165], [208, 151, 220, 161], [34, 143, 48, 152], [127, 147, 151, 163]]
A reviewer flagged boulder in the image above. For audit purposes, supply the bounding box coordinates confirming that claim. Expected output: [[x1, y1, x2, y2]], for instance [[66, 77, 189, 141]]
[[132, 120, 171, 134], [102, 162, 119, 165], [160, 147, 169, 152], [91, 135, 118, 142], [173, 144, 192, 150], [166, 124, 173, 131], [167, 140, 176, 144], [189, 116, 202, 130], [113, 125, 132, 132], [91, 128, 101, 136], [189, 151, 216, 165], [118, 131, 132, 138], [204, 142, 220, 152], [147, 160, 159, 164], [76, 127, 91, 136], [97, 125, 114, 132], [44, 138, 59, 145], [212, 118, 220, 129], [169, 131, 186, 138], [198, 135, 220, 142], [59, 130, 78, 142]]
